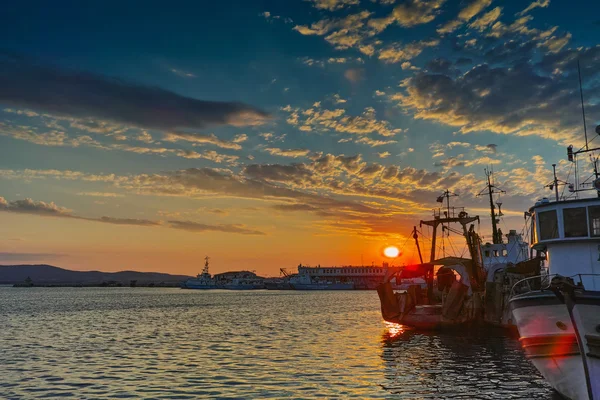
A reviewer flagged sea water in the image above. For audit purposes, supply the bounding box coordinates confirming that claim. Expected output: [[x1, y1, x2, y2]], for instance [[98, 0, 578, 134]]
[[0, 287, 559, 399]]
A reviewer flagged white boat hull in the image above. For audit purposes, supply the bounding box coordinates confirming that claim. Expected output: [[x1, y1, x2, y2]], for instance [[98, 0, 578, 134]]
[[567, 295, 600, 400], [511, 292, 585, 399], [511, 291, 600, 400]]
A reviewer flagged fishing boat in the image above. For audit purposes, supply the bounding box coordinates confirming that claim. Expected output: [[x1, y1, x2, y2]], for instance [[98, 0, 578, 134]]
[[377, 193, 487, 330], [181, 256, 218, 289], [377, 179, 542, 330]]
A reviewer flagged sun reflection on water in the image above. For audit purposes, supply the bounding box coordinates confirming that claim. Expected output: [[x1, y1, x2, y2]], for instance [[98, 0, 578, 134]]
[[384, 321, 406, 339]]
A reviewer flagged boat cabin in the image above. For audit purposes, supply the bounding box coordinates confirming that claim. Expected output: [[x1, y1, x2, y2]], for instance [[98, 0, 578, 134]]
[[529, 197, 600, 290], [482, 229, 529, 269]]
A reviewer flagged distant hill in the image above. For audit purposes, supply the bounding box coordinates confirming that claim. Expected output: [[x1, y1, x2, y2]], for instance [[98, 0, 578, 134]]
[[0, 264, 192, 285]]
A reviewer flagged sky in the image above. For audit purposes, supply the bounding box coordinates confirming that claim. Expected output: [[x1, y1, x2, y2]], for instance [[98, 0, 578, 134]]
[[1, 0, 599, 276]]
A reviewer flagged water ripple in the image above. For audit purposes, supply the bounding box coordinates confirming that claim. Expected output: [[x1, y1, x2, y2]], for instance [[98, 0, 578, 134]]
[[0, 288, 559, 399]]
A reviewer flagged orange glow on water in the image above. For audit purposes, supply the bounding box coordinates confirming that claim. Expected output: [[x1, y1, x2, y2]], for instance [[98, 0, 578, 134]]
[[383, 246, 400, 258], [384, 321, 406, 339]]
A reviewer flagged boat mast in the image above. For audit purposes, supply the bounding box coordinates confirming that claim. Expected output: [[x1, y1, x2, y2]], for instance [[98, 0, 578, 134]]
[[421, 193, 480, 298], [578, 60, 588, 151], [552, 164, 560, 201], [413, 226, 424, 264], [477, 169, 505, 244]]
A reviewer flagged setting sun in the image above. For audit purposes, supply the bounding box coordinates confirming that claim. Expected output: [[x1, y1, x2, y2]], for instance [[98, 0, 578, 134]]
[[383, 246, 400, 258]]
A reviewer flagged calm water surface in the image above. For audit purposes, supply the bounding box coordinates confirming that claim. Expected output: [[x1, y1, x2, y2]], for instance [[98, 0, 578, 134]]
[[0, 288, 559, 399]]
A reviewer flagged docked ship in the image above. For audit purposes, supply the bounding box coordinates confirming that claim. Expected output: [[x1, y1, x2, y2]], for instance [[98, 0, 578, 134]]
[[377, 200, 486, 330], [181, 256, 217, 289], [377, 175, 542, 330], [269, 265, 425, 290], [214, 271, 265, 290], [509, 124, 600, 400], [288, 266, 354, 290]]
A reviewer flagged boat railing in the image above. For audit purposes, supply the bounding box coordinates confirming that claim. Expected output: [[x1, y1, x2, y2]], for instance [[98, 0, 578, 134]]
[[510, 273, 600, 297]]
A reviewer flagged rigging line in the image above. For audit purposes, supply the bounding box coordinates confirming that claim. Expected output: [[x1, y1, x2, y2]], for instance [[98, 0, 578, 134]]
[[399, 231, 412, 251], [575, 127, 599, 153], [446, 233, 460, 256], [561, 162, 574, 200]]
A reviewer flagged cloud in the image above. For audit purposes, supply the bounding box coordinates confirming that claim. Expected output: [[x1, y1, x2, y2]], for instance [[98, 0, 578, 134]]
[[391, 0, 446, 27], [96, 216, 162, 226], [539, 32, 572, 53], [305, 0, 359, 11], [0, 197, 71, 216], [355, 137, 398, 147], [0, 123, 70, 147], [437, 0, 492, 34], [77, 192, 124, 197], [232, 134, 248, 143], [169, 68, 196, 78], [457, 0, 492, 21], [378, 39, 439, 64], [469, 7, 503, 31], [0, 121, 239, 164], [163, 131, 244, 150], [391, 45, 600, 144], [168, 220, 266, 235], [292, 1, 444, 55], [0, 196, 158, 226], [135, 131, 154, 143], [170, 149, 239, 164], [0, 195, 271, 235], [0, 52, 269, 131], [516, 0, 550, 17], [487, 15, 538, 38], [300, 57, 364, 67], [0, 162, 486, 239], [283, 103, 403, 138], [264, 148, 312, 158]]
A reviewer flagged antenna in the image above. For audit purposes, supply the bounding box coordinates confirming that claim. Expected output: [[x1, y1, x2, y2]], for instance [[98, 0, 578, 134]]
[[561, 61, 599, 197], [578, 60, 588, 151], [436, 189, 458, 218]]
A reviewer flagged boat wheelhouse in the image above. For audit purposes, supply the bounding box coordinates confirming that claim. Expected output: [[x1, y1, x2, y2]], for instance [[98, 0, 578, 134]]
[[528, 197, 600, 290], [510, 196, 600, 400]]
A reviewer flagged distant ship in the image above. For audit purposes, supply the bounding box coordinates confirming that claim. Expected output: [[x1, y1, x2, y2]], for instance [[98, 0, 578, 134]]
[[181, 256, 217, 289], [215, 271, 265, 290], [288, 265, 354, 290], [262, 266, 423, 291]]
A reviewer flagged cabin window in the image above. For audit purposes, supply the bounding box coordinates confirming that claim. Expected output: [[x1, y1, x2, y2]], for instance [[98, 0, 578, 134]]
[[502, 249, 508, 257], [563, 207, 588, 238], [538, 210, 559, 240], [484, 250, 490, 257], [589, 206, 600, 237], [493, 250, 499, 257]]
